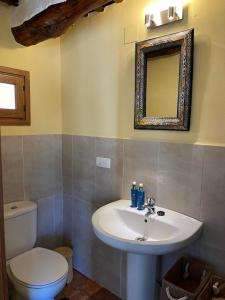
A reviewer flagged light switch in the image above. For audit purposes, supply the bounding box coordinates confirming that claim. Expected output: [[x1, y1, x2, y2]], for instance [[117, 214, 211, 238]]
[[96, 157, 111, 169]]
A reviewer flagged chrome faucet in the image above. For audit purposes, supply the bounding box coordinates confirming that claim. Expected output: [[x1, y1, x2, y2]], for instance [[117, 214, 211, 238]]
[[144, 197, 156, 217]]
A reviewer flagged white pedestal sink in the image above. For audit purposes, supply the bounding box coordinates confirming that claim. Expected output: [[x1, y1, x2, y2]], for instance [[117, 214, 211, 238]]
[[92, 200, 203, 300]]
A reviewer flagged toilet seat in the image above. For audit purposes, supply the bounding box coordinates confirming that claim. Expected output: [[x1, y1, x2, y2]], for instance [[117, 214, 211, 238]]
[[9, 270, 68, 290], [9, 247, 68, 287]]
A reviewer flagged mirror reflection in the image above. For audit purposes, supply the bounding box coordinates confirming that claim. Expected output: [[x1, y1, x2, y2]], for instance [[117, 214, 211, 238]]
[[146, 48, 180, 118]]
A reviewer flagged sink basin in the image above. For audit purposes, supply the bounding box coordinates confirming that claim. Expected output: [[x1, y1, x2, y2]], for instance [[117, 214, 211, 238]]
[[92, 200, 203, 300], [92, 200, 203, 255]]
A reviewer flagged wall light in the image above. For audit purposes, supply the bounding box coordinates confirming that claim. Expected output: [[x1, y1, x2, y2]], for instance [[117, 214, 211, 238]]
[[168, 6, 175, 20], [144, 13, 155, 27], [145, 3, 183, 28]]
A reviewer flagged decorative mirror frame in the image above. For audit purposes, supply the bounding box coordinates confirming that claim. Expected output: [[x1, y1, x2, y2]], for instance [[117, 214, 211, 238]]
[[134, 29, 194, 131]]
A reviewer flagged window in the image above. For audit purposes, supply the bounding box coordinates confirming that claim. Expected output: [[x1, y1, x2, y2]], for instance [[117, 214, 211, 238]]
[[0, 66, 30, 125]]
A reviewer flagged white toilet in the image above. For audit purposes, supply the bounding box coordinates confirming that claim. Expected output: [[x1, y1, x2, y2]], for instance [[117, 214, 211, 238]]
[[4, 201, 68, 300]]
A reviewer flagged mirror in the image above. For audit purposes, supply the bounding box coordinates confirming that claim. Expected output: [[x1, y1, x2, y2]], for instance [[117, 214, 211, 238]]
[[134, 29, 194, 131]]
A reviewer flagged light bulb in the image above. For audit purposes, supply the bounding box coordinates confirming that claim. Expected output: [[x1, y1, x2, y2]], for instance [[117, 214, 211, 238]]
[[168, 6, 175, 20]]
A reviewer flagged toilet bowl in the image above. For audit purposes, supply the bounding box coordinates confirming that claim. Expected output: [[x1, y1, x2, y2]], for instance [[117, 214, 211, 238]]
[[7, 247, 68, 300]]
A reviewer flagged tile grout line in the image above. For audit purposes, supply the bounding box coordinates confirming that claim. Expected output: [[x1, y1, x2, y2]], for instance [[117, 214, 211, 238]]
[[121, 138, 125, 200], [62, 135, 67, 242], [155, 141, 160, 200], [199, 147, 206, 221], [60, 134, 63, 197], [94, 136, 97, 205], [71, 135, 74, 198], [61, 135, 64, 243], [120, 138, 125, 298], [119, 250, 123, 298], [21, 135, 26, 202], [71, 134, 74, 244]]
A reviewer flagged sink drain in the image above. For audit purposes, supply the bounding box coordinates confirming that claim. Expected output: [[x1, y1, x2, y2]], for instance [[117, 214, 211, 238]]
[[135, 236, 146, 242]]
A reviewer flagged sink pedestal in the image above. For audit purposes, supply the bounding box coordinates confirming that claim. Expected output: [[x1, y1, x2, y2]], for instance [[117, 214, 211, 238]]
[[127, 253, 158, 300]]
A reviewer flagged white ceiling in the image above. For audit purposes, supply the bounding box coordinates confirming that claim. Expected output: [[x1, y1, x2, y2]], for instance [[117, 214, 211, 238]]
[[12, 0, 66, 27]]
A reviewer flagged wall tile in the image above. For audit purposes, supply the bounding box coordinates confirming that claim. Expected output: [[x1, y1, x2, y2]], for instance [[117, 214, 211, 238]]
[[72, 136, 95, 203], [1, 136, 24, 203], [156, 143, 204, 219], [95, 138, 123, 208], [36, 194, 63, 249], [120, 252, 127, 300], [72, 229, 121, 297], [53, 193, 63, 247], [69, 137, 124, 296], [62, 135, 73, 196], [72, 197, 95, 244], [36, 195, 54, 248], [123, 139, 158, 200], [200, 147, 225, 249], [71, 195, 122, 297], [23, 135, 62, 201], [72, 234, 93, 277], [71, 197, 98, 281], [63, 194, 73, 246], [89, 238, 122, 297], [189, 238, 225, 276]]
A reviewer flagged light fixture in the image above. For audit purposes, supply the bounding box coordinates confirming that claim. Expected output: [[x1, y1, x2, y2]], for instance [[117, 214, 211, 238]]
[[168, 6, 175, 21], [144, 14, 151, 27], [145, 3, 183, 28], [144, 13, 155, 27]]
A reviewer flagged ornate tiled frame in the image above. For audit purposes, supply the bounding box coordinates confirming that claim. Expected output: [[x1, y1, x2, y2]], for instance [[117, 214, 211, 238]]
[[134, 29, 194, 131]]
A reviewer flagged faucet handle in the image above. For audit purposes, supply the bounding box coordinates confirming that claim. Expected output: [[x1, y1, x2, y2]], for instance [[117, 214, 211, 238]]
[[146, 197, 155, 207]]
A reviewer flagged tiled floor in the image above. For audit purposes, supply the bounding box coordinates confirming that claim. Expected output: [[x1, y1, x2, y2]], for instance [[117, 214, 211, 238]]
[[56, 270, 121, 300]]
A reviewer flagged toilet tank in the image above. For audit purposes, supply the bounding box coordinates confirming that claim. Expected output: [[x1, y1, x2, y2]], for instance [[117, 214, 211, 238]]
[[4, 201, 37, 260]]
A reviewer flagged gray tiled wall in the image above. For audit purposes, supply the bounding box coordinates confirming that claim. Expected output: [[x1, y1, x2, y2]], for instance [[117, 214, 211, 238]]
[[62, 135, 123, 296], [1, 135, 63, 250], [2, 134, 225, 299], [63, 135, 225, 298]]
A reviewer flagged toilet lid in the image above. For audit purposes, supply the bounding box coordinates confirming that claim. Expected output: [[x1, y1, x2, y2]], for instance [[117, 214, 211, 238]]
[[9, 247, 68, 286]]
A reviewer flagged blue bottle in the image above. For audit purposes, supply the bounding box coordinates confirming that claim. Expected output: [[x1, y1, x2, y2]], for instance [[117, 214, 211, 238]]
[[137, 183, 145, 210], [131, 181, 138, 207]]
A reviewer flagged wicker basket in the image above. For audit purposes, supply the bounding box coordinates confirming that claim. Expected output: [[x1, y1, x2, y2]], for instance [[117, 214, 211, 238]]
[[197, 276, 225, 300], [55, 246, 73, 284], [160, 257, 212, 300]]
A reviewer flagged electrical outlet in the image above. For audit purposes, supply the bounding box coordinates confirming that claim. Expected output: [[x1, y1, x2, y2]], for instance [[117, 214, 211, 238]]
[[96, 157, 111, 169]]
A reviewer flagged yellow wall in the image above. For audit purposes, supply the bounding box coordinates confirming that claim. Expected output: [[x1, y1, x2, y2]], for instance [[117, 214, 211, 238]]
[[61, 0, 225, 146], [0, 4, 62, 136]]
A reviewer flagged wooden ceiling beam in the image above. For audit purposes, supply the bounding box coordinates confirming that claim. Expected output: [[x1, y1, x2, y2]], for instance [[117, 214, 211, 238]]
[[11, 0, 123, 46]]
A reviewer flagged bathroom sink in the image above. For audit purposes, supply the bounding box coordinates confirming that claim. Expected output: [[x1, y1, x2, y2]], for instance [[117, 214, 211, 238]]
[[92, 200, 202, 255], [92, 200, 203, 300]]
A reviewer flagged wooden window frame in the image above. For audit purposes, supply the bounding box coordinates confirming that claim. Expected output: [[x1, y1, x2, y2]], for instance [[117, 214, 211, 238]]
[[0, 66, 30, 125]]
